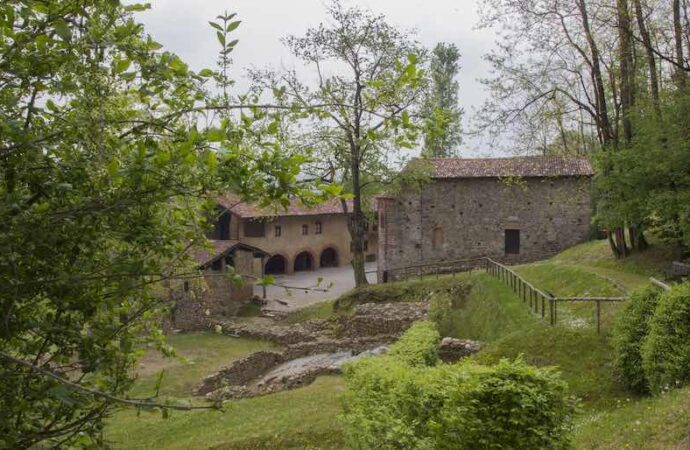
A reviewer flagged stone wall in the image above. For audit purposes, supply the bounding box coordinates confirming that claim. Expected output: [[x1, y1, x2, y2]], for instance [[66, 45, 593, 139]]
[[171, 249, 256, 331], [378, 176, 592, 281], [195, 351, 285, 395]]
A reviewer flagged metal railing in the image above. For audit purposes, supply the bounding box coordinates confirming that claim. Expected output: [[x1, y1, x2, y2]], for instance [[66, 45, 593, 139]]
[[383, 256, 628, 334]]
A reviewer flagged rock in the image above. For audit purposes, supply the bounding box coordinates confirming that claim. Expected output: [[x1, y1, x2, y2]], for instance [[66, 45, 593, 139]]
[[438, 337, 482, 362]]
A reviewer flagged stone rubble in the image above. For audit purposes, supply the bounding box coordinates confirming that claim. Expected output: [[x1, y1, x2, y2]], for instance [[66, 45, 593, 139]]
[[438, 337, 482, 362]]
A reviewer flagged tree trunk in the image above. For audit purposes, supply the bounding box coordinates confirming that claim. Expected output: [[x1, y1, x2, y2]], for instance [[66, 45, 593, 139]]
[[348, 150, 369, 287], [675, 0, 687, 87], [617, 0, 635, 144], [633, 0, 661, 115], [577, 0, 614, 146]]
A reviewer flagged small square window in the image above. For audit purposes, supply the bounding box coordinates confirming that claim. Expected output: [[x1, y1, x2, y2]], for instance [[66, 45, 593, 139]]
[[315, 222, 322, 234], [211, 259, 223, 271], [275, 225, 282, 237], [364, 240, 369, 251], [302, 224, 309, 236]]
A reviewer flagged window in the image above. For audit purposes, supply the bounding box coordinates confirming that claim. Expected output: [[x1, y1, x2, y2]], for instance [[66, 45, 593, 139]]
[[364, 240, 369, 251], [207, 209, 230, 240], [183, 281, 190, 292], [505, 229, 520, 255], [211, 259, 223, 271], [315, 221, 322, 234], [224, 253, 234, 268], [432, 226, 444, 250], [275, 225, 282, 237], [302, 224, 309, 236], [244, 220, 265, 237]]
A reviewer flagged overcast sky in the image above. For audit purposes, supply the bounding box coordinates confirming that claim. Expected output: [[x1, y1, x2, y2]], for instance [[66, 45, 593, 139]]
[[132, 0, 499, 156]]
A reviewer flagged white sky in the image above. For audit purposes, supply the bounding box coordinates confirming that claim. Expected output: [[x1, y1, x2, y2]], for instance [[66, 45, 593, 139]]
[[132, 0, 499, 156]]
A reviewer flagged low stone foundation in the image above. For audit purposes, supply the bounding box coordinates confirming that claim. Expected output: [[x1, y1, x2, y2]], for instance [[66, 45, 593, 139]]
[[195, 351, 285, 396], [438, 337, 482, 362]]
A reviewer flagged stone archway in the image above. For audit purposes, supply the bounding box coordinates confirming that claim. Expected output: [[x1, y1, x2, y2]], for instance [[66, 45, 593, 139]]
[[293, 251, 315, 272], [320, 247, 338, 268], [265, 254, 288, 275]]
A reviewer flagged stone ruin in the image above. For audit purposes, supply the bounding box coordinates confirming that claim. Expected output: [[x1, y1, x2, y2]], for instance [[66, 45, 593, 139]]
[[195, 301, 481, 401]]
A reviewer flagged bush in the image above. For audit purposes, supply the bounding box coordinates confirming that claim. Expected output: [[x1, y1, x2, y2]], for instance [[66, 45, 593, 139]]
[[342, 357, 574, 449], [388, 321, 441, 367], [642, 283, 690, 394], [612, 286, 661, 393], [428, 293, 453, 336]]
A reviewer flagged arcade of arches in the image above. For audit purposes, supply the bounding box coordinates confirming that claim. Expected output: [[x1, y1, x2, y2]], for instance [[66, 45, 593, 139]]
[[262, 247, 341, 275]]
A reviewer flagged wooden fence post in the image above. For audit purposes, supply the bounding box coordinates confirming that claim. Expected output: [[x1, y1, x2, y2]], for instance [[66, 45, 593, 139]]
[[541, 294, 545, 319]]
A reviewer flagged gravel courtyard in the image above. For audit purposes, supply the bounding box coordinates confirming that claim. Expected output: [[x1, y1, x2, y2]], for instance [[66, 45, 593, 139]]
[[254, 262, 377, 311]]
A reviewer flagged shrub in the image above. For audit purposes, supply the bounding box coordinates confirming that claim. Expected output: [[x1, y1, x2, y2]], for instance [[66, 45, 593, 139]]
[[611, 286, 661, 393], [388, 321, 441, 367], [342, 357, 574, 449], [428, 293, 453, 336], [642, 283, 690, 394]]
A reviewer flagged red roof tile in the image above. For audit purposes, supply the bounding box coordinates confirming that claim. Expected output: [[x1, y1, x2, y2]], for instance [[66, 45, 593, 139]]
[[217, 195, 353, 219], [191, 240, 269, 267], [418, 156, 593, 179]]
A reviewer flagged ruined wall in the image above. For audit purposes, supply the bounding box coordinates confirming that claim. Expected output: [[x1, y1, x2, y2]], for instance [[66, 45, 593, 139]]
[[171, 249, 256, 331], [378, 176, 592, 281]]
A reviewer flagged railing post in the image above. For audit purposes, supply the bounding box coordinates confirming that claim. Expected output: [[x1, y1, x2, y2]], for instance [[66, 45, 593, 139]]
[[549, 296, 555, 326], [541, 294, 545, 319]]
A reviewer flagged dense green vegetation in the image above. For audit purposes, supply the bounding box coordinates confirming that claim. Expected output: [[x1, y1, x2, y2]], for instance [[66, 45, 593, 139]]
[[342, 323, 573, 449]]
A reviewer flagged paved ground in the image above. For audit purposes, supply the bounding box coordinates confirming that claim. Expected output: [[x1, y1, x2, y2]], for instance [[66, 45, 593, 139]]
[[254, 262, 377, 311]]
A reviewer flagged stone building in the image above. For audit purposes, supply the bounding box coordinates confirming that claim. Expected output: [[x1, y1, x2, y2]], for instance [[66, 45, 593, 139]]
[[216, 196, 378, 275], [170, 240, 269, 330], [377, 156, 593, 281]]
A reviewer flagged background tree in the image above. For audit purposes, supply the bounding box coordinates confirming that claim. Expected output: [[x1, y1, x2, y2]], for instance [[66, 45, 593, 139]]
[[422, 42, 463, 157], [0, 1, 319, 447], [253, 0, 428, 286]]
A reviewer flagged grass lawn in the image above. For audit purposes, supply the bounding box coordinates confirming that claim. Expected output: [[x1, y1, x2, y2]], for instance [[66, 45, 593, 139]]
[[129, 332, 277, 399], [106, 376, 345, 450]]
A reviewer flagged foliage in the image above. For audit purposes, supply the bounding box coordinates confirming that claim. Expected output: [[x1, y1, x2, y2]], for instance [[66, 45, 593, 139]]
[[342, 356, 574, 449], [388, 321, 440, 367], [641, 283, 690, 394], [0, 1, 318, 447], [253, 0, 428, 286], [422, 42, 463, 157], [596, 94, 690, 255], [611, 286, 661, 393]]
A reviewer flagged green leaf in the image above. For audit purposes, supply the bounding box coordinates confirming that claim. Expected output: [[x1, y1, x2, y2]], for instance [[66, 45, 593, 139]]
[[209, 21, 223, 32], [216, 31, 225, 46], [53, 19, 71, 41], [226, 21, 241, 32], [198, 68, 215, 77], [206, 128, 226, 142], [169, 57, 187, 75], [113, 59, 131, 74]]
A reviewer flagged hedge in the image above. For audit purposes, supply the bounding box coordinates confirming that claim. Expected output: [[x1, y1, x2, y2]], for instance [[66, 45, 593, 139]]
[[611, 286, 661, 393], [342, 357, 574, 449], [387, 320, 440, 367], [641, 283, 690, 394]]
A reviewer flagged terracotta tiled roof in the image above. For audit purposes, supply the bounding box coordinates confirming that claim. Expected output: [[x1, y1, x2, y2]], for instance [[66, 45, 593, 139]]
[[419, 156, 593, 179], [191, 240, 269, 268], [217, 195, 353, 219]]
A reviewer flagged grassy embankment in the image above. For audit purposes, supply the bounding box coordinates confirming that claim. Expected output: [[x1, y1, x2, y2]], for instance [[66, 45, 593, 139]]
[[106, 238, 689, 449]]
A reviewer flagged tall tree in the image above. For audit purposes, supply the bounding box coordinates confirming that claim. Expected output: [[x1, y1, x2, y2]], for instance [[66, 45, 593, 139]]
[[0, 1, 316, 447], [422, 42, 463, 157], [254, 0, 427, 286]]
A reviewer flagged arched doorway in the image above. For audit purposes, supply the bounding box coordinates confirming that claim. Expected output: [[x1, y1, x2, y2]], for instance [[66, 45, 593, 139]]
[[264, 254, 287, 275], [320, 247, 338, 268], [293, 251, 314, 272]]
